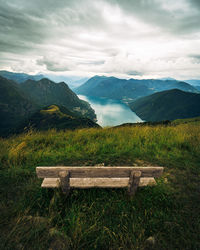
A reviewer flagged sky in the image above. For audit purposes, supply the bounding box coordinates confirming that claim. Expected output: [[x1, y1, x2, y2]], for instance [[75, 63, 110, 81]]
[[0, 0, 200, 80]]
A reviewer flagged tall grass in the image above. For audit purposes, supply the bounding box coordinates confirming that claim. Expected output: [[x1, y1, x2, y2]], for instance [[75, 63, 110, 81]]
[[0, 123, 200, 249]]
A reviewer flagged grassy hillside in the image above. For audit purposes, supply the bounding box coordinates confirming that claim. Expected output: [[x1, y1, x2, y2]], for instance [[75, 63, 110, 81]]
[[0, 123, 200, 249], [172, 116, 200, 125], [130, 89, 200, 122], [17, 105, 100, 132]]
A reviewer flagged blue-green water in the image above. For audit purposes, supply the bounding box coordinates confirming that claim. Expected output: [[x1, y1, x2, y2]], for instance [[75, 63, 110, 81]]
[[78, 95, 143, 127]]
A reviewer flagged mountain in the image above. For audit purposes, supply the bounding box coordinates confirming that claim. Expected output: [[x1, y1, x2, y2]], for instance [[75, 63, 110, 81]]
[[75, 76, 152, 101], [0, 70, 44, 83], [19, 78, 96, 121], [159, 77, 176, 81], [69, 77, 89, 89], [75, 75, 198, 101], [44, 74, 89, 89], [0, 70, 89, 89], [195, 86, 200, 91], [129, 89, 200, 122], [0, 76, 97, 136], [0, 76, 38, 136], [18, 105, 100, 132], [184, 79, 200, 86]]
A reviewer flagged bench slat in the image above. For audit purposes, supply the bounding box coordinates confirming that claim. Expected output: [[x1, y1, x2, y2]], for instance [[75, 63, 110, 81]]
[[37, 166, 163, 178], [42, 178, 60, 188], [41, 177, 156, 188]]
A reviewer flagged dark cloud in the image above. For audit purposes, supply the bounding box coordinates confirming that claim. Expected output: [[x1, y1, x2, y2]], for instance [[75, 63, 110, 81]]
[[0, 3, 46, 46], [189, 54, 200, 63], [110, 0, 200, 35], [37, 57, 71, 72], [80, 60, 105, 65], [190, 0, 200, 8], [126, 70, 143, 76]]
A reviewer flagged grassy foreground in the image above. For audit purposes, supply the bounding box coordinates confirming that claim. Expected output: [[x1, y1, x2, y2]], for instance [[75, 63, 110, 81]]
[[0, 123, 200, 250]]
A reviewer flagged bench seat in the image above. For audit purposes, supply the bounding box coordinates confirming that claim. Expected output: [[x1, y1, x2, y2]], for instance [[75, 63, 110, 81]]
[[41, 177, 156, 188], [37, 166, 163, 196]]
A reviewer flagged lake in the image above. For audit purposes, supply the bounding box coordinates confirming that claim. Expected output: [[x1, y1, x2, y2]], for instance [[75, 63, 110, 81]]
[[78, 95, 143, 127]]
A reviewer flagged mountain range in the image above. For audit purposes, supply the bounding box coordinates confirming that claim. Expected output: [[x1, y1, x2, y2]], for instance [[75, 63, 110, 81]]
[[129, 89, 200, 122], [19, 78, 96, 121], [0, 70, 88, 89], [1, 71, 200, 130], [44, 74, 89, 89], [0, 76, 97, 136], [75, 75, 199, 101], [0, 70, 44, 83], [184, 79, 200, 86]]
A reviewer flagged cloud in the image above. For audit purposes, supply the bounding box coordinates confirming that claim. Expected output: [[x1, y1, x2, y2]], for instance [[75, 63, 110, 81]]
[[110, 0, 200, 35], [126, 71, 144, 76], [0, 0, 200, 79], [189, 54, 200, 64], [37, 56, 74, 72]]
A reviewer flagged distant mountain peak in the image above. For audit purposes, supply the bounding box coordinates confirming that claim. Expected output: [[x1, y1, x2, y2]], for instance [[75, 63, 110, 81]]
[[0, 70, 44, 83], [75, 75, 198, 101], [159, 77, 176, 81]]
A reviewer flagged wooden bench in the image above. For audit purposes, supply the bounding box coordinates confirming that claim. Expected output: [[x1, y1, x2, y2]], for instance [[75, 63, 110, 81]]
[[36, 166, 164, 196]]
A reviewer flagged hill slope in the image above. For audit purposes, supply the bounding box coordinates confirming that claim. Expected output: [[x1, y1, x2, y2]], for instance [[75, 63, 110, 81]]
[[18, 105, 100, 132], [19, 78, 96, 121], [0, 76, 38, 136], [129, 89, 200, 121], [185, 79, 200, 86], [75, 75, 198, 101], [0, 124, 199, 250]]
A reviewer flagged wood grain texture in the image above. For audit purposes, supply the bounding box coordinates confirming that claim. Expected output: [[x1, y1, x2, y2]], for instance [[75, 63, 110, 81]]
[[128, 171, 141, 196], [36, 166, 164, 178], [59, 170, 70, 195], [41, 178, 60, 188], [41, 177, 156, 188]]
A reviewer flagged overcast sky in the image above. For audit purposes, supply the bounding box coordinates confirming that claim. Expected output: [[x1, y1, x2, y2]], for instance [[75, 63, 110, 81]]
[[0, 0, 200, 79]]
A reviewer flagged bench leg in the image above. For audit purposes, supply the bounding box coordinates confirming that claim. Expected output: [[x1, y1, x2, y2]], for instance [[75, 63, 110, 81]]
[[128, 171, 141, 196], [59, 170, 70, 195]]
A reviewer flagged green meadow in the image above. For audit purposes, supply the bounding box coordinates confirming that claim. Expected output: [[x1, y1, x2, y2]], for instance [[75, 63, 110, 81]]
[[0, 122, 200, 249]]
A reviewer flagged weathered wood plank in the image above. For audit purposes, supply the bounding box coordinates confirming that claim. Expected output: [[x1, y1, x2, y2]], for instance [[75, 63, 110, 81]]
[[36, 166, 163, 178], [128, 171, 141, 196], [139, 177, 156, 186], [41, 177, 156, 188], [42, 178, 60, 188], [71, 177, 128, 188]]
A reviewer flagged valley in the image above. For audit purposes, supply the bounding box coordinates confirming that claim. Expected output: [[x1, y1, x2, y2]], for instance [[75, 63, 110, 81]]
[[78, 95, 142, 126], [1, 72, 200, 135]]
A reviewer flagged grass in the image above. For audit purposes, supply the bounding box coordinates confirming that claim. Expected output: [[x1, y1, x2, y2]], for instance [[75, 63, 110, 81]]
[[172, 116, 200, 125], [0, 122, 200, 249]]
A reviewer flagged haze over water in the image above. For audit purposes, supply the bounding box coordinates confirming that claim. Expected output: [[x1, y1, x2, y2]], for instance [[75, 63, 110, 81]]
[[78, 95, 142, 127]]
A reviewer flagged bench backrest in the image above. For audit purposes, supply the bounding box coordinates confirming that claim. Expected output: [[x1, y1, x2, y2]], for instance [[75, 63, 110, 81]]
[[36, 166, 163, 178]]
